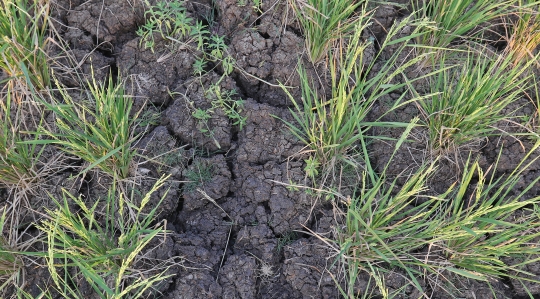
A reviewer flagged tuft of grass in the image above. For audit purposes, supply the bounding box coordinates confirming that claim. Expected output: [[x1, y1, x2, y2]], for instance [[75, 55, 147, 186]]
[[30, 74, 142, 179], [37, 175, 174, 299], [337, 125, 540, 297], [504, 0, 540, 67], [0, 0, 51, 92], [413, 0, 513, 64], [280, 15, 438, 179], [0, 86, 45, 190], [289, 0, 367, 63], [142, 138, 187, 175], [0, 208, 23, 293], [183, 160, 214, 193], [413, 51, 534, 154], [276, 231, 298, 254]]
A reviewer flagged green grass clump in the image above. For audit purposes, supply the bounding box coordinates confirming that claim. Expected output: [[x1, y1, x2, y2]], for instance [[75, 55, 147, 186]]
[[183, 160, 214, 193], [290, 0, 366, 63], [33, 74, 141, 179], [415, 51, 533, 153], [0, 0, 50, 92], [281, 16, 436, 179], [38, 176, 173, 298], [338, 127, 540, 297], [0, 208, 23, 293], [0, 87, 44, 189], [413, 0, 513, 63], [505, 0, 540, 67]]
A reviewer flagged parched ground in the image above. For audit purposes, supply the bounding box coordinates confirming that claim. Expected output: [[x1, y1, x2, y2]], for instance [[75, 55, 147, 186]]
[[4, 0, 540, 298]]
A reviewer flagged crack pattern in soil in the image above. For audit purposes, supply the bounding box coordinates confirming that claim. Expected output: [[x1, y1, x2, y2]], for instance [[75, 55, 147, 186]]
[[6, 0, 540, 298]]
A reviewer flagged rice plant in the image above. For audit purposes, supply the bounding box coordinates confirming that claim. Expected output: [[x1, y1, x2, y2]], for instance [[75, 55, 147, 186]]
[[31, 74, 142, 179], [504, 0, 540, 67], [280, 15, 438, 178], [0, 208, 23, 294], [289, 0, 366, 63], [38, 176, 173, 298], [0, 0, 51, 92], [0, 87, 44, 190], [413, 0, 513, 64], [338, 125, 540, 297], [414, 51, 534, 154], [14, 288, 52, 299]]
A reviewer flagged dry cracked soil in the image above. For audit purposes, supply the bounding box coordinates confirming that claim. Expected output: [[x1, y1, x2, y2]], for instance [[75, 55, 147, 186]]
[[6, 0, 540, 298]]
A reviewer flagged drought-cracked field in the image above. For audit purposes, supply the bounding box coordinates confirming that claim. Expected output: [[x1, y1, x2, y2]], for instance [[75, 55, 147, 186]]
[[2, 0, 540, 298]]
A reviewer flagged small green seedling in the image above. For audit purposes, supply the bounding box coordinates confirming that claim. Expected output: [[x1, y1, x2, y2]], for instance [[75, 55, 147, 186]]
[[253, 0, 263, 13], [304, 156, 320, 179], [137, 0, 200, 52], [183, 160, 214, 193], [193, 58, 207, 76], [206, 84, 247, 130]]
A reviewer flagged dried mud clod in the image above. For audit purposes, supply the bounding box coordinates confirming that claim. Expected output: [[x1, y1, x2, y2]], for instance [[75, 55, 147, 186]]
[[168, 270, 223, 299], [65, 0, 145, 47], [283, 238, 340, 299], [214, 0, 258, 35], [219, 254, 258, 298], [231, 160, 312, 235], [182, 206, 232, 254], [63, 28, 94, 51], [171, 209, 233, 297], [229, 28, 323, 107], [235, 224, 278, 263], [236, 99, 304, 164], [135, 125, 185, 177], [118, 36, 198, 106], [173, 231, 222, 271], [181, 154, 231, 213], [258, 0, 301, 39], [162, 73, 239, 152]]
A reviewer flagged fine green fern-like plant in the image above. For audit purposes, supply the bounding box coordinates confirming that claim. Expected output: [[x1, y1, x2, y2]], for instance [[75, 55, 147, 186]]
[[137, 0, 208, 52]]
